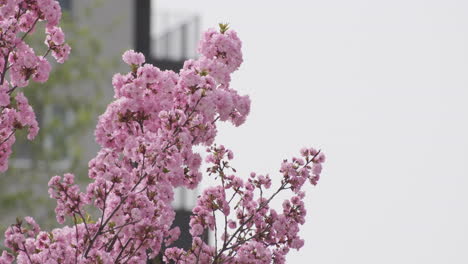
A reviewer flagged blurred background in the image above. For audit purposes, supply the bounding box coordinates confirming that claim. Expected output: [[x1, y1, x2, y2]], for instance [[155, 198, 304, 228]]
[[2, 0, 468, 263]]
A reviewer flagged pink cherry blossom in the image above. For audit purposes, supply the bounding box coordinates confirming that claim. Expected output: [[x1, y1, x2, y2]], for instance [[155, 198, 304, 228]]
[[122, 49, 145, 66], [0, 0, 69, 172], [0, 23, 324, 264]]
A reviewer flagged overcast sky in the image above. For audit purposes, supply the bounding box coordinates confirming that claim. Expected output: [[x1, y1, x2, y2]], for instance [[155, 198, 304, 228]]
[[154, 1, 468, 263]]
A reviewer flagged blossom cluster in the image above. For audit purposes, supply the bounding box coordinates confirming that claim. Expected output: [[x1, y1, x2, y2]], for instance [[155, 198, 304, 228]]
[[164, 145, 325, 263], [0, 0, 70, 172], [1, 23, 324, 264]]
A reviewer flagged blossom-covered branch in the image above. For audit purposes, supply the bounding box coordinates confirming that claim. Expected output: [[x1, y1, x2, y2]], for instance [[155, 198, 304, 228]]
[[0, 0, 70, 172], [164, 145, 324, 264]]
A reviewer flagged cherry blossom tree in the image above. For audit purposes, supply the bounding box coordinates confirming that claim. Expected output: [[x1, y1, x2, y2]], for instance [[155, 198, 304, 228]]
[[0, 2, 324, 263]]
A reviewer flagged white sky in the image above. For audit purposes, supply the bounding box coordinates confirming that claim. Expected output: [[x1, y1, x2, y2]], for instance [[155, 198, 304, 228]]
[[155, 1, 468, 263]]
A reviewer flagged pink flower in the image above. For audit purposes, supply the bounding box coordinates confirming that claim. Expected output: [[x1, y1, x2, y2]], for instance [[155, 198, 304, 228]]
[[46, 26, 65, 45], [227, 220, 237, 229], [33, 57, 51, 83], [0, 84, 9, 106], [0, 250, 14, 263], [122, 50, 145, 66], [52, 43, 71, 64], [15, 92, 39, 140]]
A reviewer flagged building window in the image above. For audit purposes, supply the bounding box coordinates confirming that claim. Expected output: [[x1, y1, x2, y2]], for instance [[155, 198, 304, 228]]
[[152, 11, 200, 62], [135, 0, 200, 72]]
